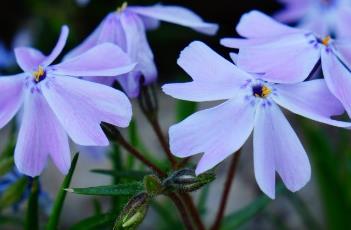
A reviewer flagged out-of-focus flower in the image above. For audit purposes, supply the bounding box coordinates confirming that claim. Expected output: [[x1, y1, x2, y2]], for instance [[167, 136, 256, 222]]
[[0, 42, 15, 69], [275, 0, 351, 38], [65, 3, 219, 98], [163, 41, 350, 198], [0, 168, 52, 214], [0, 25, 135, 177], [221, 10, 351, 118], [76, 0, 90, 7]]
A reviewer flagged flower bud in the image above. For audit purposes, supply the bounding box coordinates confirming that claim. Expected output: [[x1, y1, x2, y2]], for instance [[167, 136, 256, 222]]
[[143, 175, 162, 196], [114, 192, 149, 230], [162, 168, 215, 193]]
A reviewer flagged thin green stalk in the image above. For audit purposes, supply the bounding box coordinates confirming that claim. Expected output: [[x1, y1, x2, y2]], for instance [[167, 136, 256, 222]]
[[46, 153, 79, 230], [25, 177, 39, 230]]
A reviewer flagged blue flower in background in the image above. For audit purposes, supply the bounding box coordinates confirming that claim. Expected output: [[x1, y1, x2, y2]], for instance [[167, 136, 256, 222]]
[[0, 168, 52, 214], [0, 42, 15, 69]]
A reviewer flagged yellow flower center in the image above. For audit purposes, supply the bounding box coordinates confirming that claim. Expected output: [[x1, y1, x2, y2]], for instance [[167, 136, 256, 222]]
[[32, 66, 45, 82], [322, 36, 331, 46], [253, 85, 272, 98], [117, 2, 128, 12]]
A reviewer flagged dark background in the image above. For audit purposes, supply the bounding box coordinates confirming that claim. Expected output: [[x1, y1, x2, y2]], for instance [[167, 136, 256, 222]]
[[0, 0, 282, 81]]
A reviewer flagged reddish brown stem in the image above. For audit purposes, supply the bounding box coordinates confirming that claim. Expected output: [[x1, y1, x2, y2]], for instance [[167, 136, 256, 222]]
[[168, 193, 195, 230], [102, 123, 166, 178], [181, 193, 205, 230], [211, 150, 242, 230], [149, 117, 177, 168]]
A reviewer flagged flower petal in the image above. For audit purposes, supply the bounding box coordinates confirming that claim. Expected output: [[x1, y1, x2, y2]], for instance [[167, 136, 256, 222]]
[[273, 79, 351, 127], [14, 47, 45, 72], [14, 91, 70, 177], [0, 74, 25, 128], [163, 41, 252, 102], [41, 25, 69, 67], [236, 10, 299, 39], [120, 12, 157, 85], [42, 76, 132, 146], [168, 97, 255, 175], [321, 48, 351, 118], [237, 34, 321, 83], [52, 43, 136, 77], [254, 102, 311, 199], [128, 4, 219, 35]]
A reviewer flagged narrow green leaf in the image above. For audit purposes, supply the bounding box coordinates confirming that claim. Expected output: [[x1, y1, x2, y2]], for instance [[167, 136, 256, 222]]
[[0, 177, 28, 210], [175, 100, 197, 122], [0, 215, 23, 226], [25, 177, 39, 230], [0, 157, 14, 177], [67, 182, 144, 196], [285, 193, 321, 229], [90, 169, 149, 180], [302, 121, 350, 229], [69, 212, 116, 230], [46, 153, 79, 230], [127, 119, 138, 168], [221, 185, 284, 230]]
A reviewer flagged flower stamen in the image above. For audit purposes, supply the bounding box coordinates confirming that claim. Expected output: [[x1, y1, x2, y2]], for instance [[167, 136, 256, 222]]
[[252, 84, 272, 98], [117, 2, 128, 12], [33, 66, 46, 82], [321, 36, 331, 46]]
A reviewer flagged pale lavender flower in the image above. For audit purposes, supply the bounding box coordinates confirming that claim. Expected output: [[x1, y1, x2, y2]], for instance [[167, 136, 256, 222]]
[[275, 0, 351, 38], [163, 41, 350, 198], [0, 25, 135, 177], [221, 10, 351, 118], [65, 3, 219, 98]]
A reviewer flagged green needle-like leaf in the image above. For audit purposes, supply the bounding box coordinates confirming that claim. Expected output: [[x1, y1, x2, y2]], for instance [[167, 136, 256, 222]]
[[67, 182, 144, 196], [46, 153, 79, 230], [25, 177, 39, 230]]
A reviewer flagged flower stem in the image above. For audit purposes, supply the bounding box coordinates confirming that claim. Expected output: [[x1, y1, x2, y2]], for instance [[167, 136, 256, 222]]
[[168, 192, 194, 230], [102, 123, 166, 178], [148, 117, 177, 168], [211, 150, 242, 230], [25, 177, 39, 230]]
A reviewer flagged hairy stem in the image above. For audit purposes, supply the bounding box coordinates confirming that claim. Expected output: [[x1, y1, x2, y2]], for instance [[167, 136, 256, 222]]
[[211, 150, 242, 230]]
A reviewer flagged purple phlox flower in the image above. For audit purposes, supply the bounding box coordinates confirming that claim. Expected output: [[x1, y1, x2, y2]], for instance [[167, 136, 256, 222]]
[[0, 168, 52, 213], [0, 25, 136, 177], [0, 42, 15, 69], [65, 2, 219, 98], [275, 0, 351, 38], [162, 41, 351, 198], [221, 10, 351, 118]]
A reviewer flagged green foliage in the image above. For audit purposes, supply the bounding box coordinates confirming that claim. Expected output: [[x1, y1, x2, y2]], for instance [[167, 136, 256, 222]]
[[220, 185, 284, 230], [90, 169, 149, 181], [0, 177, 28, 210], [69, 212, 116, 230], [303, 122, 351, 230], [67, 182, 144, 196], [0, 157, 14, 177], [25, 177, 39, 230], [143, 175, 162, 196], [175, 100, 197, 122], [46, 153, 79, 230]]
